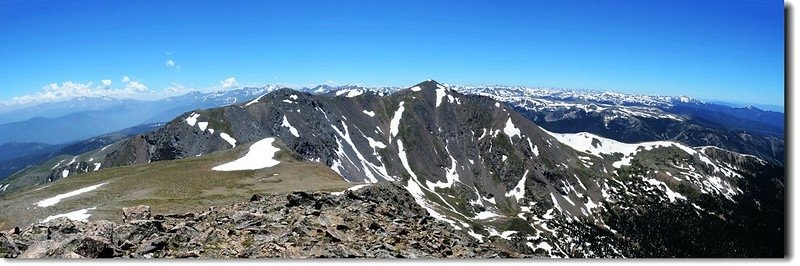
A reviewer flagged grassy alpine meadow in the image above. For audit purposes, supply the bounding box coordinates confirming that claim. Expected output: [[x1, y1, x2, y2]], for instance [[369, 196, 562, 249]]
[[0, 140, 351, 230]]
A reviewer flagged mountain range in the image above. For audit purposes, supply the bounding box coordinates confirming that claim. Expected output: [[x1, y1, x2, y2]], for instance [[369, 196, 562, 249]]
[[0, 80, 784, 258]]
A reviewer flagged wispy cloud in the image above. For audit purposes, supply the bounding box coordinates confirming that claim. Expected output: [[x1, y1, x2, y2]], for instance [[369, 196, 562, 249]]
[[101, 79, 112, 87], [165, 59, 180, 69], [164, 83, 186, 93]]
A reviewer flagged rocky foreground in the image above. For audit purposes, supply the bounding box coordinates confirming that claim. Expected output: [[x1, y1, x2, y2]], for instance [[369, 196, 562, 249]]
[[0, 182, 520, 258]]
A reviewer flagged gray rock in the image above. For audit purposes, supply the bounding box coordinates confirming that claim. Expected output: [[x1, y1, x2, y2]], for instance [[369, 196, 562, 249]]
[[122, 205, 152, 222]]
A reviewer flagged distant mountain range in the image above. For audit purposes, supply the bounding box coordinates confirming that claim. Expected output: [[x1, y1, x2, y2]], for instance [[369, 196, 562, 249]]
[[0, 123, 163, 181], [0, 86, 284, 145]]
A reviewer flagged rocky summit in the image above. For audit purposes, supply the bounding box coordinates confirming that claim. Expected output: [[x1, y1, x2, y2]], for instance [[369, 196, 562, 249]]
[[0, 182, 520, 258]]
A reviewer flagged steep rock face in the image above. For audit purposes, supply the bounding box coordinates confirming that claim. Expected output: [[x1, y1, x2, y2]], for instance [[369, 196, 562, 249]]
[[13, 80, 784, 257], [2, 183, 518, 258]]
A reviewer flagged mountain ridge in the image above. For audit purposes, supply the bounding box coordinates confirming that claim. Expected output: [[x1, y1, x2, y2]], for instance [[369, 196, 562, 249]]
[[0, 80, 785, 257]]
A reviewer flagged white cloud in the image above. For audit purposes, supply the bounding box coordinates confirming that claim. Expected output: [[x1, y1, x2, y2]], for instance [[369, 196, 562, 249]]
[[166, 59, 175, 67], [1, 78, 152, 106], [220, 77, 238, 89], [126, 81, 148, 92], [122, 76, 130, 83]]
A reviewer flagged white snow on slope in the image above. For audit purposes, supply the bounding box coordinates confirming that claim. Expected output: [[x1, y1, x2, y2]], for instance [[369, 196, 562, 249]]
[[435, 86, 449, 107], [330, 184, 371, 196], [41, 207, 97, 223], [335, 89, 364, 98], [220, 133, 237, 148], [410, 86, 421, 92], [282, 115, 300, 137], [198, 122, 209, 131], [468, 230, 485, 242], [213, 137, 280, 171], [527, 138, 540, 156], [365, 136, 387, 152], [61, 169, 69, 178], [505, 170, 529, 202], [390, 101, 405, 140], [487, 228, 518, 240], [185, 112, 200, 126], [51, 159, 65, 170], [503, 117, 521, 141], [397, 140, 461, 229], [362, 110, 375, 117], [330, 121, 392, 183], [245, 94, 266, 107], [425, 143, 461, 190], [474, 210, 502, 220], [543, 130, 704, 169], [36, 182, 108, 207], [643, 178, 687, 202]]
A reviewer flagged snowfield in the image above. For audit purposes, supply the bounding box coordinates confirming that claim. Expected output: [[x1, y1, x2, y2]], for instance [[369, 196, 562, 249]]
[[36, 182, 108, 207], [212, 137, 281, 171]]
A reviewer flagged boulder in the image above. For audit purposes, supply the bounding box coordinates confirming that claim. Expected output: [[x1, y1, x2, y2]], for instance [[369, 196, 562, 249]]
[[122, 205, 152, 222]]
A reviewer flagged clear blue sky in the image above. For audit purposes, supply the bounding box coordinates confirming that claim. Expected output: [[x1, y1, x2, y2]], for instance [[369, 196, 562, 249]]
[[0, 0, 785, 106]]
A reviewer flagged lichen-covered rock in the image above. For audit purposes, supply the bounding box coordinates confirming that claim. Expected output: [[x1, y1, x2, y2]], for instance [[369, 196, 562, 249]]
[[122, 205, 151, 222]]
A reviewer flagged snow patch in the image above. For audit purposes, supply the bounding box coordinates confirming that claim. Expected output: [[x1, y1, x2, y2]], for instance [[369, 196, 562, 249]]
[[197, 122, 209, 131], [362, 110, 375, 117], [467, 230, 485, 242], [245, 94, 266, 107], [36, 183, 108, 207], [435, 86, 449, 107], [503, 117, 521, 141], [282, 115, 300, 137], [220, 133, 237, 148], [335, 88, 364, 98], [398, 140, 462, 229], [212, 138, 280, 171], [185, 112, 200, 126], [389, 101, 405, 140], [643, 178, 687, 202], [505, 170, 529, 202], [473, 210, 502, 220], [41, 207, 97, 223]]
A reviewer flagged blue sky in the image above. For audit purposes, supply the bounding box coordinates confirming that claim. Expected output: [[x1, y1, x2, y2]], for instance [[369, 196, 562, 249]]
[[0, 0, 785, 106]]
